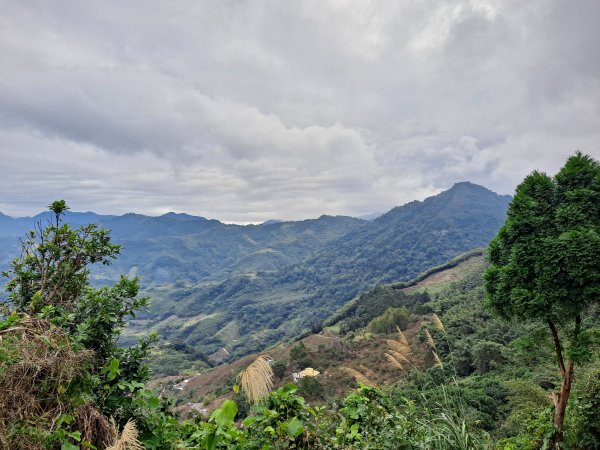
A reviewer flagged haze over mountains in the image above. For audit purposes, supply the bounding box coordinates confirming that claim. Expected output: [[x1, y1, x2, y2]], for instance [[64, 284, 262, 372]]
[[0, 182, 511, 364], [0, 208, 365, 285]]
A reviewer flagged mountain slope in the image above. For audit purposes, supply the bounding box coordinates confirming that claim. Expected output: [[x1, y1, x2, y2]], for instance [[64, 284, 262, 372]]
[[152, 250, 484, 390], [0, 212, 366, 286], [138, 182, 511, 359]]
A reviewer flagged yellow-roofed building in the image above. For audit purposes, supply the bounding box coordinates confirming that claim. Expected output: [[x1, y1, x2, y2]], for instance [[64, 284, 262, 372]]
[[298, 367, 320, 378]]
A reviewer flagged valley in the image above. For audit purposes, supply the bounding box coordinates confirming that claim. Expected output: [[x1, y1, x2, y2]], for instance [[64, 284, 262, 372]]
[[1, 161, 599, 448], [0, 182, 511, 371]]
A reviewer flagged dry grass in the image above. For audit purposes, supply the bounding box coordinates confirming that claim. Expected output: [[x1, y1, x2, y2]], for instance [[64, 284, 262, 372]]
[[240, 355, 274, 404], [384, 353, 403, 370], [432, 351, 444, 368], [0, 316, 105, 449], [357, 364, 376, 378], [385, 339, 412, 359], [387, 350, 411, 365], [384, 330, 423, 372], [431, 313, 445, 333], [340, 367, 375, 386], [396, 326, 409, 347], [424, 329, 436, 349], [75, 403, 113, 449], [106, 419, 144, 450]]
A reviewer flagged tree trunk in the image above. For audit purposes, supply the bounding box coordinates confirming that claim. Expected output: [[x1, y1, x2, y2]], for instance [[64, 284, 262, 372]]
[[549, 360, 574, 448], [547, 315, 580, 449]]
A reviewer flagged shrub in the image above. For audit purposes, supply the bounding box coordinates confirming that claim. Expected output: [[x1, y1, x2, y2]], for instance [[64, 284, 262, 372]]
[[369, 307, 410, 334]]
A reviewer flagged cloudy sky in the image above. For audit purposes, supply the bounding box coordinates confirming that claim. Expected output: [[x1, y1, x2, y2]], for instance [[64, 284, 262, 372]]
[[0, 0, 598, 222]]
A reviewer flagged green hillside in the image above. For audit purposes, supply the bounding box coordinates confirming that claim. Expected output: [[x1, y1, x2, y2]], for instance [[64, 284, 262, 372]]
[[160, 250, 599, 448], [133, 182, 511, 362], [0, 183, 511, 370], [2, 154, 599, 449], [0, 212, 366, 286]]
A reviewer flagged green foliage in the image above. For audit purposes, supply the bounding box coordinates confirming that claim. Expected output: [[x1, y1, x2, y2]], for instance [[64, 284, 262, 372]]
[[472, 340, 506, 374], [336, 287, 429, 334], [2, 208, 121, 314], [496, 379, 551, 439], [183, 400, 242, 449], [485, 152, 600, 331], [484, 152, 600, 442], [298, 376, 323, 400], [289, 342, 309, 362], [568, 368, 600, 449], [369, 306, 410, 334], [241, 384, 321, 449], [272, 360, 287, 380], [494, 408, 554, 450], [0, 201, 159, 449]]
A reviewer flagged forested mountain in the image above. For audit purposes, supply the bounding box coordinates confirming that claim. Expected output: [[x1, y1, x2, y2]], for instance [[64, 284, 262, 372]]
[[0, 182, 510, 363], [125, 182, 511, 361], [157, 249, 599, 448], [0, 211, 365, 285]]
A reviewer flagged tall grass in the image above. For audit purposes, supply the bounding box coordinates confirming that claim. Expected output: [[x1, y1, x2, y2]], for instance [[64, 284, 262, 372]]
[[340, 367, 375, 385], [106, 419, 144, 450], [421, 412, 489, 450], [239, 355, 274, 403]]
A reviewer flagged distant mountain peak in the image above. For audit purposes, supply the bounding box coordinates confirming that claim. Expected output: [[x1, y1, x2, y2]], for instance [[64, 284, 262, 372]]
[[447, 181, 504, 196], [160, 212, 206, 221], [356, 212, 383, 221], [261, 219, 284, 226], [452, 181, 480, 188]]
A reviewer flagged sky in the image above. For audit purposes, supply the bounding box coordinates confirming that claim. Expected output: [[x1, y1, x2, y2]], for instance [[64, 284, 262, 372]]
[[0, 0, 599, 223]]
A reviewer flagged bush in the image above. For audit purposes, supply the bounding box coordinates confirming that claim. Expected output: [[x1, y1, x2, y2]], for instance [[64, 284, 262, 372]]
[[299, 376, 323, 399], [369, 307, 410, 334]]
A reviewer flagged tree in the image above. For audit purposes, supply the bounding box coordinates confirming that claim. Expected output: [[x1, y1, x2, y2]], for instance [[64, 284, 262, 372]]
[[1, 201, 156, 448], [4, 200, 121, 313], [368, 306, 410, 334], [484, 152, 600, 447]]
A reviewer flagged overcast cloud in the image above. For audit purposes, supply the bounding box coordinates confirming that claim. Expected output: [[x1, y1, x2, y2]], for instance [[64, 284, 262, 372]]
[[0, 0, 599, 222]]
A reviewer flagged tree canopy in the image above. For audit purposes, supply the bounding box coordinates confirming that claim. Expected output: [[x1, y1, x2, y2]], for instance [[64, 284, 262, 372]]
[[485, 152, 600, 323], [484, 152, 600, 446]]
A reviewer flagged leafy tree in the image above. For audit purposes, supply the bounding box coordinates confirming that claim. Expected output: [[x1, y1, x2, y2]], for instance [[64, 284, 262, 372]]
[[0, 201, 158, 448], [289, 342, 308, 362], [484, 152, 600, 447], [3, 200, 121, 314], [472, 340, 505, 374], [368, 306, 410, 334]]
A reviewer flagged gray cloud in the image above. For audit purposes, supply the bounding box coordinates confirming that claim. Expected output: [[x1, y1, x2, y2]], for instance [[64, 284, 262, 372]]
[[0, 0, 598, 222]]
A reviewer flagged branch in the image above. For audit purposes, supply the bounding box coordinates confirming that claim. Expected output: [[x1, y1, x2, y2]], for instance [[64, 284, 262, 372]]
[[547, 319, 566, 378]]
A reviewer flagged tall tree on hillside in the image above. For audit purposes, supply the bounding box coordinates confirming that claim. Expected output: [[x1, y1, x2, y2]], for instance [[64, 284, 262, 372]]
[[484, 152, 600, 448]]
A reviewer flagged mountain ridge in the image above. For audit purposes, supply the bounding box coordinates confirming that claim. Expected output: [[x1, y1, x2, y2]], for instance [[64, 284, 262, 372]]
[[0, 182, 511, 362], [123, 182, 511, 361]]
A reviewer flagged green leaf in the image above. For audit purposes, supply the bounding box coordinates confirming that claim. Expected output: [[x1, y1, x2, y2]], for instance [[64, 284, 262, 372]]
[[242, 416, 257, 427], [348, 423, 361, 440], [205, 432, 218, 450], [286, 417, 304, 438], [61, 443, 79, 450], [140, 388, 154, 398], [210, 400, 237, 427], [56, 414, 75, 426], [147, 396, 161, 409], [67, 431, 81, 440]]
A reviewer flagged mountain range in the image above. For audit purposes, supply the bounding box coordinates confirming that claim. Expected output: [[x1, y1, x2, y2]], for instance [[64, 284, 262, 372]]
[[0, 182, 511, 363]]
